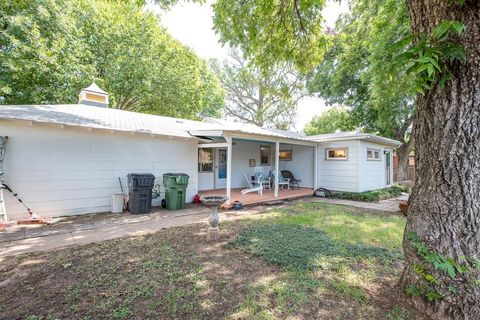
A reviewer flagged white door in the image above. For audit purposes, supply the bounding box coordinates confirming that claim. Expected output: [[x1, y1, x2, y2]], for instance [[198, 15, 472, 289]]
[[385, 150, 392, 186], [215, 148, 227, 189]]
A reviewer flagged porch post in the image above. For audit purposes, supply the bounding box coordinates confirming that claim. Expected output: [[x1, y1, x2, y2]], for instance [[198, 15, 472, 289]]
[[314, 144, 318, 189], [225, 136, 232, 204], [274, 140, 279, 197]]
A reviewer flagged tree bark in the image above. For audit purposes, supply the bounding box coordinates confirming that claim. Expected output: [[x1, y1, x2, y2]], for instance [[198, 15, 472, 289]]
[[400, 0, 480, 318], [396, 137, 414, 182]]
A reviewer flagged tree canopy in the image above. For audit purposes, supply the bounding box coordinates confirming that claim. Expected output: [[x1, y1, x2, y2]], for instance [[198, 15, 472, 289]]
[[212, 0, 330, 73], [210, 51, 304, 129], [0, 0, 224, 119], [304, 107, 357, 135], [307, 0, 415, 141]]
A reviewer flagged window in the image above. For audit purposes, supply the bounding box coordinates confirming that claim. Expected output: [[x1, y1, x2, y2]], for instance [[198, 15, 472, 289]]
[[367, 148, 381, 161], [325, 148, 348, 160], [279, 150, 292, 161], [260, 146, 271, 165], [198, 148, 213, 172]]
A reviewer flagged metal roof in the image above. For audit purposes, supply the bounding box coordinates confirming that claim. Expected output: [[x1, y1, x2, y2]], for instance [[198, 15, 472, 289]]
[[305, 131, 401, 147], [198, 117, 307, 140], [0, 105, 401, 146], [0, 104, 213, 139]]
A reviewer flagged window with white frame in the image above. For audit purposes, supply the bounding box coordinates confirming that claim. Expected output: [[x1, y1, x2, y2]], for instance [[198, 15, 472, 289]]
[[325, 148, 348, 160], [366, 148, 381, 161], [198, 148, 213, 172]]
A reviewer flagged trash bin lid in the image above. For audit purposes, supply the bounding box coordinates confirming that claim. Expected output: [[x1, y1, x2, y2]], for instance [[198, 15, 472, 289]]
[[128, 173, 155, 178]]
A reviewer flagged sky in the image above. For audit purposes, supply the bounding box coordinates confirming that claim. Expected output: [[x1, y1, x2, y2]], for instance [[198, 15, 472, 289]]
[[149, 1, 349, 131]]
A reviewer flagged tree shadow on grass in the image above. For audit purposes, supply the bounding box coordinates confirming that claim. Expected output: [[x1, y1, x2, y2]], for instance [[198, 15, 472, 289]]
[[226, 224, 403, 271]]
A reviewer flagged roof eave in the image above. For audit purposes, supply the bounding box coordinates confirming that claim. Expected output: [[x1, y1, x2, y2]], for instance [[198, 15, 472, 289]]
[[0, 117, 197, 140]]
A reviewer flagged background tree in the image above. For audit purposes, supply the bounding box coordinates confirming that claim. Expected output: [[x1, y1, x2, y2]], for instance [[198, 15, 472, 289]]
[[0, 0, 224, 119], [304, 107, 358, 135], [307, 0, 415, 181], [210, 51, 305, 129], [212, 0, 480, 317]]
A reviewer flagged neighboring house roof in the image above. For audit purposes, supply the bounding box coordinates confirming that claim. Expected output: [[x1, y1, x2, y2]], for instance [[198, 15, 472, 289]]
[[0, 104, 213, 139], [305, 131, 401, 147]]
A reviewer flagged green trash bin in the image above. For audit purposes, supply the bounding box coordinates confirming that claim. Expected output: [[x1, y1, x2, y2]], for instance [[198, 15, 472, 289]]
[[163, 173, 189, 210]]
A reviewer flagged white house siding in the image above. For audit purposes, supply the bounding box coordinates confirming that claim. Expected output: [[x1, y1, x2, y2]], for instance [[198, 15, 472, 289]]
[[279, 144, 314, 188], [316, 140, 360, 192], [1, 120, 198, 220], [198, 172, 214, 191], [357, 141, 391, 191]]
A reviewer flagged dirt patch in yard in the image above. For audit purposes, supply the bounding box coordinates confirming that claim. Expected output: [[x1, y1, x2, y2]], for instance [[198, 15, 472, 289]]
[[0, 203, 423, 319]]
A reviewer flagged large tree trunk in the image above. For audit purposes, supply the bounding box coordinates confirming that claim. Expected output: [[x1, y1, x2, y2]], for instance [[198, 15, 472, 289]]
[[400, 0, 480, 318], [396, 137, 414, 182]]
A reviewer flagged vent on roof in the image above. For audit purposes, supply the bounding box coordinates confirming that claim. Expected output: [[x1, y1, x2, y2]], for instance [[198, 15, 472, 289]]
[[79, 82, 109, 108]]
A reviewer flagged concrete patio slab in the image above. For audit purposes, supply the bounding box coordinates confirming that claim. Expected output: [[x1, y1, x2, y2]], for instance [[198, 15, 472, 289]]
[[1, 232, 76, 256]]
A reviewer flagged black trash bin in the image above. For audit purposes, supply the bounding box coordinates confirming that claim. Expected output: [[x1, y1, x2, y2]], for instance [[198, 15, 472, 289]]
[[127, 173, 155, 214]]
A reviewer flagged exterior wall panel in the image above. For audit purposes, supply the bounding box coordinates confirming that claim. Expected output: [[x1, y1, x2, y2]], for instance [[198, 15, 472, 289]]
[[1, 120, 198, 220]]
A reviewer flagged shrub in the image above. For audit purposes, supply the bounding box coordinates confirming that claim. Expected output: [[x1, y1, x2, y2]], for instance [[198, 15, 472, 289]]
[[332, 185, 409, 203]]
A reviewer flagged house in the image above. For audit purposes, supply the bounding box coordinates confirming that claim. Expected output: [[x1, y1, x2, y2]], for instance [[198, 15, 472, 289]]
[[0, 84, 400, 220]]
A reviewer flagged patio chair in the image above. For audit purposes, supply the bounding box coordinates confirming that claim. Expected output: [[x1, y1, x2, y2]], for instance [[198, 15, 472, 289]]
[[281, 170, 301, 190], [255, 172, 271, 190], [277, 173, 290, 190], [241, 172, 263, 195]]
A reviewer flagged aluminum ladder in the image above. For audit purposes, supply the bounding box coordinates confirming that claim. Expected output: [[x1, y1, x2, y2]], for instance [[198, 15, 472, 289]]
[[0, 137, 8, 222]]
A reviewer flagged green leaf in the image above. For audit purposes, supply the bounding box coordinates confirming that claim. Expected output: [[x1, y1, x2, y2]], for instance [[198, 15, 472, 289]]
[[448, 285, 458, 294], [433, 21, 452, 39], [405, 285, 423, 297], [439, 73, 452, 88], [426, 290, 443, 302], [452, 21, 465, 35], [445, 45, 466, 62]]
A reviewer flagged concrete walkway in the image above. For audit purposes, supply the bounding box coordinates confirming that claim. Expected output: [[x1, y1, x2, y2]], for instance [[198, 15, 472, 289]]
[[0, 204, 272, 258], [0, 195, 406, 258]]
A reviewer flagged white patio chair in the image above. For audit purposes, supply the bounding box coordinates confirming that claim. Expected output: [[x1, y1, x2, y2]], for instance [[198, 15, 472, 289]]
[[241, 172, 263, 195], [277, 173, 290, 190], [255, 172, 271, 190]]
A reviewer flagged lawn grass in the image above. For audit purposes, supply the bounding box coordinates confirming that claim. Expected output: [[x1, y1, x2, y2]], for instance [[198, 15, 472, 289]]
[[226, 202, 410, 319], [0, 202, 420, 319], [332, 185, 410, 202]]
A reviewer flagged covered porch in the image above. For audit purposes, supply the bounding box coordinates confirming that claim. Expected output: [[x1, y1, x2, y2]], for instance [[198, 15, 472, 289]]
[[199, 187, 314, 209], [192, 126, 318, 207]]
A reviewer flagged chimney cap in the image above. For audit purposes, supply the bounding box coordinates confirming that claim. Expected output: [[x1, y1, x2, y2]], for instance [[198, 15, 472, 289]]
[[81, 82, 108, 95]]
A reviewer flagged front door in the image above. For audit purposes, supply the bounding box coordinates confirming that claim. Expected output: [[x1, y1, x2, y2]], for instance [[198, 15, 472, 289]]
[[385, 150, 392, 186], [215, 148, 227, 189]]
